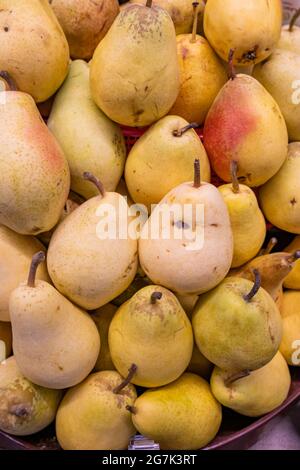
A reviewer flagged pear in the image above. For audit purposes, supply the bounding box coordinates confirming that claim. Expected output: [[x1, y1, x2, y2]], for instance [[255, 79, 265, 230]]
[[116, 179, 134, 207], [0, 0, 69, 102], [204, 0, 282, 67], [176, 294, 199, 318], [131, 373, 222, 450], [48, 60, 126, 199], [50, 0, 119, 60], [0, 79, 70, 235], [259, 143, 300, 234], [279, 290, 300, 366], [92, 304, 117, 372], [192, 273, 283, 372], [56, 370, 137, 450], [211, 352, 291, 417], [278, 9, 300, 55], [203, 71, 288, 187], [253, 50, 300, 142], [169, 4, 227, 124], [109, 286, 193, 387], [0, 357, 62, 436], [10, 252, 100, 389], [0, 225, 50, 322], [47, 173, 138, 310], [139, 160, 233, 295], [125, 116, 210, 209], [218, 161, 266, 268], [187, 345, 213, 380], [0, 322, 12, 362], [90, 1, 180, 127], [284, 236, 300, 289]]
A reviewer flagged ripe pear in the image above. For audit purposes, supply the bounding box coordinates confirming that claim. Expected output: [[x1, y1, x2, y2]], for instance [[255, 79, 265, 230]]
[[90, 1, 180, 127], [0, 0, 69, 102], [211, 352, 291, 417], [176, 294, 199, 318], [0, 84, 70, 235], [284, 236, 300, 289], [279, 290, 300, 366], [48, 60, 126, 199], [204, 0, 282, 67], [203, 73, 288, 187], [0, 322, 12, 362], [50, 0, 119, 60], [109, 286, 193, 387], [192, 274, 283, 372], [218, 162, 266, 268], [92, 304, 117, 372], [259, 143, 300, 234], [0, 357, 62, 436], [132, 373, 222, 450], [277, 9, 300, 55], [125, 116, 210, 209], [56, 370, 137, 450], [139, 161, 233, 295], [10, 252, 100, 389], [187, 345, 213, 379], [47, 173, 138, 310], [0, 225, 50, 322]]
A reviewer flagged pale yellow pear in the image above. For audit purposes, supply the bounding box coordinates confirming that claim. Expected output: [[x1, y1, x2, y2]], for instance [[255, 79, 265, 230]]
[[187, 344, 213, 379], [0, 322, 12, 362], [132, 373, 222, 450], [277, 10, 300, 55], [176, 294, 199, 318], [48, 60, 126, 199], [284, 236, 300, 289], [92, 304, 117, 372], [279, 290, 300, 366]]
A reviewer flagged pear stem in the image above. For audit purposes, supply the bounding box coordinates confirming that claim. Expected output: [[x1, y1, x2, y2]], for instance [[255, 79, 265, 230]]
[[287, 250, 300, 264], [243, 269, 261, 302], [27, 252, 45, 288], [228, 49, 236, 80], [0, 71, 18, 91], [173, 122, 199, 137], [230, 160, 239, 193], [289, 9, 300, 32], [224, 370, 251, 387], [146, 0, 152, 8], [151, 291, 162, 304], [126, 405, 137, 414], [83, 172, 105, 198], [191, 2, 200, 43], [262, 237, 278, 256], [194, 159, 201, 188], [113, 364, 137, 394]]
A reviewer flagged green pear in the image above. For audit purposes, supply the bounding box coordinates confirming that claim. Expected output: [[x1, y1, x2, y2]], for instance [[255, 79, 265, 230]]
[[0, 322, 12, 362], [10, 252, 100, 389], [211, 352, 291, 417], [56, 370, 137, 450], [92, 304, 117, 372], [0, 0, 69, 102], [0, 357, 62, 436], [48, 60, 126, 199], [192, 274, 283, 372], [132, 373, 222, 450], [47, 173, 138, 310], [0, 81, 70, 235], [125, 116, 211, 209], [277, 9, 300, 55], [90, 1, 180, 127], [109, 286, 193, 387]]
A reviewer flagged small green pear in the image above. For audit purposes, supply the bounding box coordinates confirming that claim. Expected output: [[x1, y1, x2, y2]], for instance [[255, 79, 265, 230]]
[[92, 304, 117, 372]]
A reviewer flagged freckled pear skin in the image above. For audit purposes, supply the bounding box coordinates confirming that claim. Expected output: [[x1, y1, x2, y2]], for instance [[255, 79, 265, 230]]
[[0, 91, 70, 235], [203, 75, 288, 187]]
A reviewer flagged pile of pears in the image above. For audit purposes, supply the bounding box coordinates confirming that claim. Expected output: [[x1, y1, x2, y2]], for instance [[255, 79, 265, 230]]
[[0, 0, 300, 452]]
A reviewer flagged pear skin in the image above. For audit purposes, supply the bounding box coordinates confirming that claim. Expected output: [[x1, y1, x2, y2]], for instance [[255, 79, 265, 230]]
[[176, 294, 199, 318], [92, 304, 117, 372], [278, 12, 300, 55], [0, 357, 62, 436], [132, 373, 222, 450], [187, 345, 213, 380], [56, 370, 137, 450], [0, 322, 12, 362], [211, 352, 291, 417], [284, 236, 300, 289], [279, 290, 300, 366]]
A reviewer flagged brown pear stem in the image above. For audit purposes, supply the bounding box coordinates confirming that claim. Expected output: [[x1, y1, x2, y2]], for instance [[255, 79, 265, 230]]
[[146, 0, 153, 8], [0, 71, 18, 91], [289, 9, 300, 32], [230, 160, 239, 193], [228, 49, 236, 80], [287, 250, 300, 264], [83, 172, 105, 198], [113, 364, 137, 394], [126, 405, 137, 414], [224, 370, 251, 387], [191, 2, 200, 43], [243, 269, 261, 302], [194, 159, 201, 188], [263, 237, 278, 256], [151, 291, 162, 304], [173, 122, 199, 137], [27, 252, 45, 288]]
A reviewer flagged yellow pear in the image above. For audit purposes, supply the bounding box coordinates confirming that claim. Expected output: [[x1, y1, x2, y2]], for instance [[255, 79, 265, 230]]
[[0, 225, 49, 322], [90, 1, 180, 127], [204, 0, 282, 67], [284, 236, 300, 289], [0, 0, 69, 102], [109, 286, 193, 387], [277, 9, 300, 55], [260, 143, 300, 234], [0, 322, 12, 362], [0, 357, 62, 436], [211, 352, 291, 417], [176, 293, 199, 318], [125, 116, 210, 209], [279, 290, 300, 366], [56, 370, 137, 450], [48, 60, 126, 199], [132, 373, 222, 450], [92, 304, 117, 372], [10, 252, 101, 389], [187, 345, 213, 379]]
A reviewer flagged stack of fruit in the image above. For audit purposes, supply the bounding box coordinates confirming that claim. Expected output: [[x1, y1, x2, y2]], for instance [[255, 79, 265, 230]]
[[0, 0, 300, 451]]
